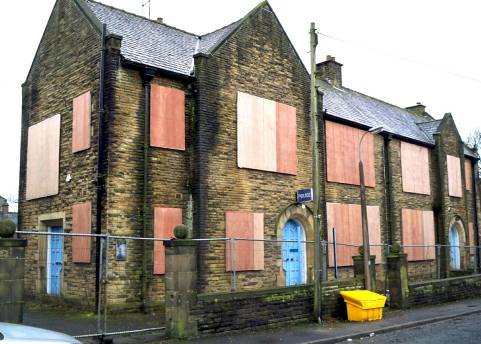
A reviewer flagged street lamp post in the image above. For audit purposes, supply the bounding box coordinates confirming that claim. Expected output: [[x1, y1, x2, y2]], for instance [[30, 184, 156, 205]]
[[359, 126, 383, 291]]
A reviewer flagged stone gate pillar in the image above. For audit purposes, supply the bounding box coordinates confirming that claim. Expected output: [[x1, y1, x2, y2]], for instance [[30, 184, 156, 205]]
[[0, 237, 27, 323], [386, 244, 409, 309], [164, 225, 198, 339]]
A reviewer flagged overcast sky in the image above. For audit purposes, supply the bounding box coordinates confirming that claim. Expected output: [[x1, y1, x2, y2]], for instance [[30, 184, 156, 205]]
[[1, 0, 480, 210]]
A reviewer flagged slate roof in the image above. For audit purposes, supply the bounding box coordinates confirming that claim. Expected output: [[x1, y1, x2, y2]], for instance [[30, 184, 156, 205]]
[[416, 120, 442, 139], [85, 0, 242, 76], [318, 80, 434, 145]]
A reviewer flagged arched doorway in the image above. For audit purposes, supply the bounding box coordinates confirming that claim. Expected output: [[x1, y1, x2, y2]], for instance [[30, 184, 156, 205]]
[[282, 220, 306, 286], [450, 225, 461, 270]]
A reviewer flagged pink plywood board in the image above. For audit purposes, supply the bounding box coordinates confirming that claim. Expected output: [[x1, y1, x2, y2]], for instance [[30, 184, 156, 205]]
[[276, 102, 297, 175], [465, 159, 472, 191], [326, 121, 375, 187], [26, 114, 61, 200], [447, 155, 462, 197], [153, 207, 182, 275], [262, 98, 278, 172], [401, 142, 431, 195], [469, 223, 475, 254], [225, 211, 264, 271], [72, 91, 91, 153], [150, 84, 185, 150], [367, 206, 382, 262], [72, 202, 92, 263], [422, 211, 435, 260]]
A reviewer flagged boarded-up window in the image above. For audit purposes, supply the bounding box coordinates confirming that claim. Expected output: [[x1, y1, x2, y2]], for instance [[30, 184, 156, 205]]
[[72, 202, 92, 263], [153, 208, 182, 275], [325, 121, 375, 187], [401, 141, 431, 195], [465, 159, 472, 191], [26, 114, 61, 200], [225, 211, 264, 271], [402, 209, 436, 261], [72, 91, 91, 152], [326, 203, 381, 267], [150, 84, 185, 150], [469, 222, 475, 254], [447, 155, 462, 197], [237, 92, 297, 175]]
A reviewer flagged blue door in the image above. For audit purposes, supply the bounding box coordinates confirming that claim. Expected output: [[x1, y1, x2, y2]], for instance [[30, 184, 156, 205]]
[[282, 220, 305, 286], [48, 226, 63, 295], [450, 227, 460, 269]]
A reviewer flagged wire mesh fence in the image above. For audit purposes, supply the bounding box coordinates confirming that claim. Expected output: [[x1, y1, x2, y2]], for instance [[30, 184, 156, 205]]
[[14, 230, 481, 340]]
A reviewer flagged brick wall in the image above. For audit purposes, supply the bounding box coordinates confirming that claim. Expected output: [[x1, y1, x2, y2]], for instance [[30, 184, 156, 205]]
[[193, 279, 363, 334], [409, 274, 481, 307], [19, 0, 101, 305], [194, 3, 311, 293]]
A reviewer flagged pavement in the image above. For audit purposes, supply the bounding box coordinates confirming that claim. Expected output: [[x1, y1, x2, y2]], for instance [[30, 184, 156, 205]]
[[22, 298, 481, 343]]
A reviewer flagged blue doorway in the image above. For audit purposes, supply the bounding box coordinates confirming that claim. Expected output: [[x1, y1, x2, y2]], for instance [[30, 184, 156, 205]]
[[282, 220, 306, 286], [449, 226, 460, 270], [48, 226, 63, 295]]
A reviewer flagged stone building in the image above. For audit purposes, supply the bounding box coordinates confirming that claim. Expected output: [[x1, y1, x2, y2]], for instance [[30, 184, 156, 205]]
[[18, 0, 479, 312], [0, 196, 18, 226]]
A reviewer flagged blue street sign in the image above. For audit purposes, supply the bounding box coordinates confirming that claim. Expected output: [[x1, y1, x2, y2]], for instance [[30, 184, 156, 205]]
[[296, 188, 313, 203]]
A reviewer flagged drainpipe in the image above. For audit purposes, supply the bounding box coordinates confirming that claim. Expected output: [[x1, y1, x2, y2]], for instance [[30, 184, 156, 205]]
[[471, 158, 480, 271], [141, 69, 156, 312], [382, 134, 393, 246], [95, 23, 107, 309]]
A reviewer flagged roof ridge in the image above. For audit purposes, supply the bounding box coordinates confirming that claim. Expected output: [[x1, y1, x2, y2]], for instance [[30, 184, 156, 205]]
[[85, 0, 200, 37]]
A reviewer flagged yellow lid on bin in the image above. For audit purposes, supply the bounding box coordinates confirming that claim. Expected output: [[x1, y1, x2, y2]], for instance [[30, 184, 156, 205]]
[[340, 290, 386, 309]]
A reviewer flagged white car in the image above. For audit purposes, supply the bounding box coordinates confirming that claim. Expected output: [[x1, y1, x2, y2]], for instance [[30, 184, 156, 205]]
[[0, 323, 81, 344]]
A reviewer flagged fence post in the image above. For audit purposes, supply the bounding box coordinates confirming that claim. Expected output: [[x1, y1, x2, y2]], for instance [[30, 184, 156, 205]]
[[0, 235, 27, 323], [231, 238, 237, 291], [164, 226, 198, 339], [97, 237, 104, 336], [436, 244, 441, 280], [321, 240, 328, 281], [332, 228, 338, 279]]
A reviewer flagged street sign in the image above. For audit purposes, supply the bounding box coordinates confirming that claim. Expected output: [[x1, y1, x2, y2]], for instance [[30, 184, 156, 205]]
[[296, 188, 313, 203]]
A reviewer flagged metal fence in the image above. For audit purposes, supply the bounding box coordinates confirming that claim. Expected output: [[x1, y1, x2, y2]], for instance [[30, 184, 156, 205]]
[[15, 230, 481, 341]]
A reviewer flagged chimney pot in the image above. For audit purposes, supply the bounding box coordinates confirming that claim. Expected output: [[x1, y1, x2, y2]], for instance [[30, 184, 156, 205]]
[[326, 55, 335, 61], [157, 17, 163, 23]]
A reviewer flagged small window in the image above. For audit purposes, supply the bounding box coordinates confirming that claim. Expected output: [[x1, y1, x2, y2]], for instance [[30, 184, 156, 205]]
[[72, 91, 91, 153], [402, 209, 435, 261], [150, 84, 185, 150], [225, 211, 264, 271], [326, 203, 381, 266], [447, 155, 462, 197], [401, 141, 430, 195], [325, 121, 375, 187], [72, 202, 92, 263]]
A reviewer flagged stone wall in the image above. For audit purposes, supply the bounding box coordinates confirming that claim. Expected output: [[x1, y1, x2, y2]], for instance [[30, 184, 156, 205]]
[[409, 274, 481, 307], [19, 0, 101, 305], [193, 279, 363, 334]]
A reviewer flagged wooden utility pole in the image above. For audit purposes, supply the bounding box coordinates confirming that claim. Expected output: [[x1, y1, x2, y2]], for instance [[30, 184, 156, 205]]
[[310, 22, 322, 323]]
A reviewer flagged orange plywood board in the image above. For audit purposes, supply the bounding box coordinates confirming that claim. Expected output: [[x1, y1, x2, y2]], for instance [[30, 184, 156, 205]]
[[72, 91, 91, 153], [26, 114, 61, 200], [150, 84, 185, 150], [72, 202, 92, 263], [465, 159, 472, 191], [276, 102, 297, 175], [225, 211, 264, 271], [402, 209, 435, 261], [327, 203, 381, 267], [153, 207, 182, 275], [469, 222, 475, 254], [401, 141, 431, 195], [447, 155, 462, 197], [326, 121, 375, 187]]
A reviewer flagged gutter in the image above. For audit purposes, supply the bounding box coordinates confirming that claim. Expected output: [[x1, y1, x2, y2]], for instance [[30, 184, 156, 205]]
[[141, 68, 156, 312], [95, 23, 107, 308]]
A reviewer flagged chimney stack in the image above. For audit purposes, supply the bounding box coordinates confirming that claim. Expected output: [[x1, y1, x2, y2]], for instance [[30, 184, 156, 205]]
[[156, 17, 163, 24], [405, 102, 433, 120], [316, 55, 343, 87]]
